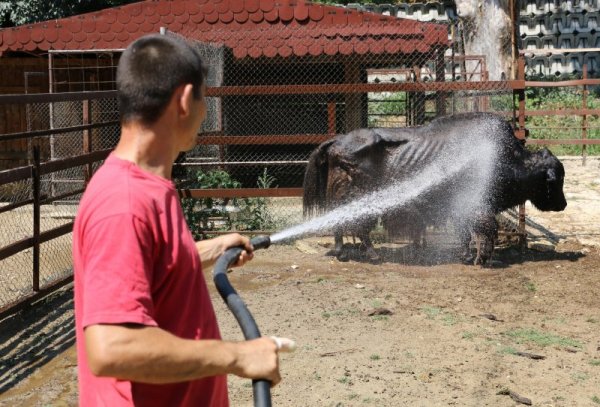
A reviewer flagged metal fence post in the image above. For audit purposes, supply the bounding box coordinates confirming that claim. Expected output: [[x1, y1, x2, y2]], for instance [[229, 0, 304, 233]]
[[83, 99, 93, 183], [582, 63, 588, 166], [32, 145, 40, 292], [327, 102, 336, 136], [517, 56, 526, 137], [516, 56, 527, 246], [435, 46, 447, 116]]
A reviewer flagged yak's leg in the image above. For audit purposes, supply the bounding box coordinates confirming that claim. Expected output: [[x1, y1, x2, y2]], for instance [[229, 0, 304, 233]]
[[334, 229, 348, 262], [459, 225, 475, 265], [357, 221, 380, 263], [358, 232, 380, 263], [411, 220, 427, 250], [481, 237, 495, 266], [473, 216, 498, 267], [473, 232, 495, 266], [473, 234, 483, 265]]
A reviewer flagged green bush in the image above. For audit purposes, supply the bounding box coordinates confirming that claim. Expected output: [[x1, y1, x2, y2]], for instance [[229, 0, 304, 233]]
[[181, 168, 277, 239], [368, 92, 407, 127], [524, 77, 600, 156]]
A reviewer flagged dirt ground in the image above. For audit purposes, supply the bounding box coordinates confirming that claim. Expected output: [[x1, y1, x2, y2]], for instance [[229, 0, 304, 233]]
[[1, 157, 599, 407]]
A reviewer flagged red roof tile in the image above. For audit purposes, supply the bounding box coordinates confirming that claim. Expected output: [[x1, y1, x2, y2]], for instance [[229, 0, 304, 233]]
[[176, 12, 190, 24], [128, 3, 143, 16], [295, 43, 308, 57], [172, 1, 187, 16], [246, 0, 260, 14], [249, 9, 264, 23], [0, 0, 448, 58], [190, 10, 205, 24], [31, 27, 45, 43], [157, 2, 171, 16], [44, 26, 58, 43], [260, 0, 274, 13], [234, 9, 248, 23], [339, 41, 353, 56], [230, 0, 244, 14]]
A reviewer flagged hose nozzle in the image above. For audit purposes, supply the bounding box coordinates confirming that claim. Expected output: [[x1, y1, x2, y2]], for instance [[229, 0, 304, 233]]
[[250, 235, 271, 251]]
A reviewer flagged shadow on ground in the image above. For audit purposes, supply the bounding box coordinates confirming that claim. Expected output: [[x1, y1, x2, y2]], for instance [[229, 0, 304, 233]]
[[0, 287, 75, 394], [327, 243, 585, 268]]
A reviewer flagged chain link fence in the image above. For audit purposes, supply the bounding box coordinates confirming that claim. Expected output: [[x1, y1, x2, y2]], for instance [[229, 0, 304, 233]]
[[1, 8, 520, 311], [0, 92, 119, 313], [169, 17, 514, 236]]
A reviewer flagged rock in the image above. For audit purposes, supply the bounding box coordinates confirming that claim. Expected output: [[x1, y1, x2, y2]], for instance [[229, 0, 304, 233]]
[[367, 308, 393, 316], [527, 241, 555, 252], [354, 284, 365, 289], [295, 241, 319, 254]]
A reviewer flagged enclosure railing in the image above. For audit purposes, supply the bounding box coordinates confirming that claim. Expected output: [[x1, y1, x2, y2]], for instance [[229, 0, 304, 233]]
[[2, 68, 597, 318], [178, 79, 515, 181], [0, 91, 118, 320], [507, 51, 600, 241], [515, 51, 600, 164]]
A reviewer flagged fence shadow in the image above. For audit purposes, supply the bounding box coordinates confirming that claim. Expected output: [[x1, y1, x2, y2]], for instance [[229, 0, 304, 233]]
[[0, 286, 75, 394]]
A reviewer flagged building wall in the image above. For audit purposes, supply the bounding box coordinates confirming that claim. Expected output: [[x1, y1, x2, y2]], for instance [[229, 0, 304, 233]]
[[353, 1, 599, 78], [520, 0, 599, 77], [0, 57, 48, 169], [0, 54, 120, 171]]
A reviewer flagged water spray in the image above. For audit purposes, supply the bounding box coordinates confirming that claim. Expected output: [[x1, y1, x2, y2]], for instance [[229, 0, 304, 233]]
[[271, 137, 497, 245], [214, 130, 498, 406]]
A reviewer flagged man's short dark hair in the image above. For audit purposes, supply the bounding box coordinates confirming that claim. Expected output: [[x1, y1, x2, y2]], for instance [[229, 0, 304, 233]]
[[117, 34, 208, 125]]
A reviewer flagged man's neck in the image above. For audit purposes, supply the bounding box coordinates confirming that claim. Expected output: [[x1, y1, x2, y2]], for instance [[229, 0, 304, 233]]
[[113, 121, 179, 180]]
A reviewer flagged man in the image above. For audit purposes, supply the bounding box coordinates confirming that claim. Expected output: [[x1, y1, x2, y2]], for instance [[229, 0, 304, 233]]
[[73, 34, 291, 406]]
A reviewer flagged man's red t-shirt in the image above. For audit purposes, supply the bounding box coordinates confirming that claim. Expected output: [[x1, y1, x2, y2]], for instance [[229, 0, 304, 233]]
[[72, 154, 228, 406]]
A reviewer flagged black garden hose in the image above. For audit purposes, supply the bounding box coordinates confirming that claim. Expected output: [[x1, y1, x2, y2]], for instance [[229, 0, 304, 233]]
[[213, 235, 272, 407]]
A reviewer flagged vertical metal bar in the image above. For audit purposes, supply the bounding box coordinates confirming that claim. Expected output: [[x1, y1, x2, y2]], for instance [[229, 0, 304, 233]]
[[450, 22, 456, 115], [482, 70, 489, 111], [327, 102, 336, 135], [82, 99, 93, 183], [32, 146, 41, 292], [509, 0, 518, 80], [518, 203, 526, 247], [435, 46, 446, 117], [344, 62, 361, 132], [517, 57, 526, 135], [516, 55, 527, 245], [25, 72, 32, 166], [582, 63, 588, 166], [412, 65, 425, 125], [49, 52, 56, 197]]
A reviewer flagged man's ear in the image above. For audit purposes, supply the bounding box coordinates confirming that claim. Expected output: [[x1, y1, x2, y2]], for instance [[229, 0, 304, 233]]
[[177, 84, 195, 118]]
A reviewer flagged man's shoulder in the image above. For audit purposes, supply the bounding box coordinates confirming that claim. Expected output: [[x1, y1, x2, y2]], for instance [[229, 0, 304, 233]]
[[79, 159, 171, 224]]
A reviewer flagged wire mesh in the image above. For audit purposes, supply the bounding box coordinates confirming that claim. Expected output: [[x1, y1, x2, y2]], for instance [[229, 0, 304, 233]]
[[167, 17, 514, 235], [49, 51, 121, 93], [0, 92, 119, 311], [0, 6, 529, 309]]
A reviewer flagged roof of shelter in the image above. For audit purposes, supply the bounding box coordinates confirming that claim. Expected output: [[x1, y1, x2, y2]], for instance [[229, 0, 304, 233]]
[[0, 0, 448, 58]]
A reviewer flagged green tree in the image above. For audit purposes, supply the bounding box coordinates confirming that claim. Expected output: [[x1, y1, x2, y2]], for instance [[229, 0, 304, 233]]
[[0, 0, 139, 27]]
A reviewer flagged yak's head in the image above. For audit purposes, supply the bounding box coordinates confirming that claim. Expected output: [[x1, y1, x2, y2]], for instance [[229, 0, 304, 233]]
[[529, 148, 567, 212]]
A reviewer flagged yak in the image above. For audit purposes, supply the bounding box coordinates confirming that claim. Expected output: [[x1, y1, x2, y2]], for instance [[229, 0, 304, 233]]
[[303, 112, 567, 264]]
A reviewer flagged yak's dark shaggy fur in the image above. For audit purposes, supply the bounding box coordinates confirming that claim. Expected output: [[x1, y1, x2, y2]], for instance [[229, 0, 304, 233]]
[[303, 112, 567, 265]]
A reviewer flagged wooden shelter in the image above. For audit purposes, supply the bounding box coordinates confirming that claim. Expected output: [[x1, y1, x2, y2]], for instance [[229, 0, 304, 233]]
[[0, 0, 449, 176]]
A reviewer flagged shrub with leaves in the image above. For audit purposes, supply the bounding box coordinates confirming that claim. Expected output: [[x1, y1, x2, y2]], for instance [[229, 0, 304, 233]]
[[524, 74, 600, 156], [181, 168, 278, 239]]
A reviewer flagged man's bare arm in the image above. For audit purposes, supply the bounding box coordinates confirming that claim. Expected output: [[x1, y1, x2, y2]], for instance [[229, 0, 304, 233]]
[[85, 324, 280, 384]]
